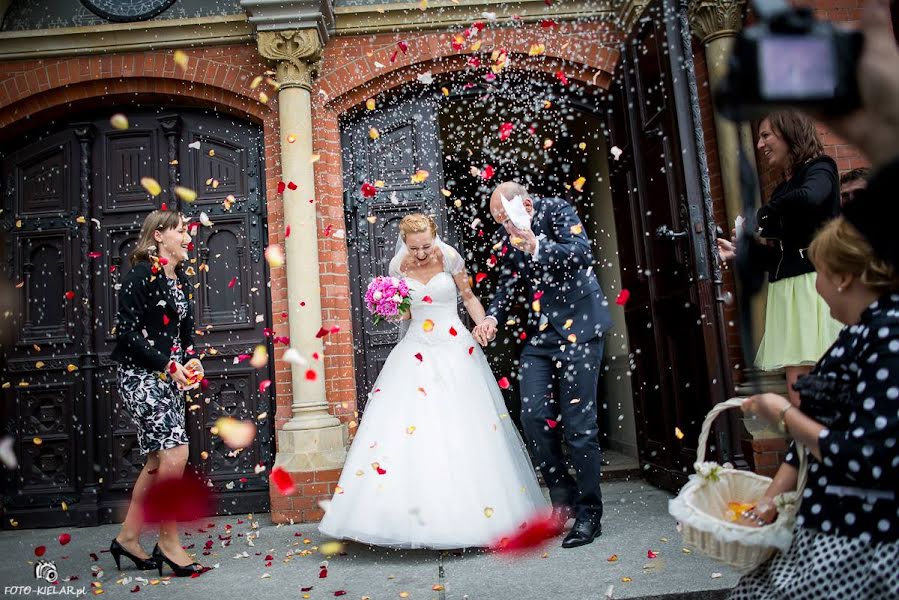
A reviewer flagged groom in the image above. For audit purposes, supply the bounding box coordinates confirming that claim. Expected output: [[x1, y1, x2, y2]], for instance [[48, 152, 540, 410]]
[[473, 181, 612, 548]]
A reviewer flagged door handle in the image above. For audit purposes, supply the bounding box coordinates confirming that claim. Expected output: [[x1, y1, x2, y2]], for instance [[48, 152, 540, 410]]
[[655, 224, 688, 241]]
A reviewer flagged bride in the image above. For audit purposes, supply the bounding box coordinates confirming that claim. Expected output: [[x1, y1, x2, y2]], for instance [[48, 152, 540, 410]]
[[318, 213, 549, 548]]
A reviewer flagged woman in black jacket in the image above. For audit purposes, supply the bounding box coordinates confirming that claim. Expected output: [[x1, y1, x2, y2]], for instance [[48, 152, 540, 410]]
[[718, 111, 843, 405], [109, 209, 207, 577]]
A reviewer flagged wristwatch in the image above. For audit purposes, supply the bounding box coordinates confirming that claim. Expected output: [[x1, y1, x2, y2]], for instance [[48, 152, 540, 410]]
[[777, 403, 794, 434]]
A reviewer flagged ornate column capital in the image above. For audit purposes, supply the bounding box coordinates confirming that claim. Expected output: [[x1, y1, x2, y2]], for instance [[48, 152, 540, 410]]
[[256, 29, 322, 90], [688, 0, 746, 45]]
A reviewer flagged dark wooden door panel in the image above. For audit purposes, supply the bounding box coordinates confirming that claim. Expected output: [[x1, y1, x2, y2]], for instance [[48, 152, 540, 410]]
[[1, 108, 274, 527], [341, 96, 451, 413]]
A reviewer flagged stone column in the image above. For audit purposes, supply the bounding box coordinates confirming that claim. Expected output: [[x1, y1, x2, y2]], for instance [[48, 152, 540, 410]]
[[689, 0, 781, 394], [257, 29, 346, 471]]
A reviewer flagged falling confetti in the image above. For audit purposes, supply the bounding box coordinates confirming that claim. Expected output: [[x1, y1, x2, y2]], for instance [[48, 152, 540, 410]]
[[361, 182, 377, 198], [265, 244, 285, 268], [109, 113, 129, 130], [270, 466, 296, 495], [140, 177, 161, 196], [215, 417, 257, 449], [173, 49, 189, 71], [675, 427, 685, 440], [615, 289, 631, 306], [572, 177, 586, 192], [497, 376, 511, 389], [174, 186, 198, 203]]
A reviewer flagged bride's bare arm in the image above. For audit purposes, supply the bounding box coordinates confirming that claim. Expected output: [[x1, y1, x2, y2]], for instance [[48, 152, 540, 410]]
[[453, 271, 487, 325]]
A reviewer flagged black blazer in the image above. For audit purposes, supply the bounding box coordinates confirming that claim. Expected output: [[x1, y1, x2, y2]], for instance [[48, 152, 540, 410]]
[[753, 155, 840, 282], [487, 196, 613, 344], [110, 260, 195, 372]]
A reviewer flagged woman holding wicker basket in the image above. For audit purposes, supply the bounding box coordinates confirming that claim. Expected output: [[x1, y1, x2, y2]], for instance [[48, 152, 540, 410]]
[[726, 217, 899, 598]]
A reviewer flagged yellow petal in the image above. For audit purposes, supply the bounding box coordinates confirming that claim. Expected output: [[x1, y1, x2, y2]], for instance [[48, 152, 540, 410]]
[[173, 50, 189, 71], [369, 127, 380, 140], [570, 223, 583, 235], [174, 186, 198, 202], [567, 334, 577, 343], [483, 507, 494, 518], [140, 177, 162, 197], [109, 113, 129, 130], [366, 98, 376, 111], [573, 176, 586, 192], [563, 319, 574, 329], [675, 426, 685, 440], [422, 319, 434, 332]]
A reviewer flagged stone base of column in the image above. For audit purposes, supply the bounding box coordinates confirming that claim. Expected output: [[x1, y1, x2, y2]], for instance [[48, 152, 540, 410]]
[[274, 424, 347, 472]]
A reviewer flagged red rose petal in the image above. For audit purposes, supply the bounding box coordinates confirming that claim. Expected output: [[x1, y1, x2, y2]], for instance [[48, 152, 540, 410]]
[[475, 272, 488, 284], [143, 473, 214, 523], [540, 19, 557, 28], [360, 182, 377, 198], [490, 510, 558, 555], [87, 251, 103, 259], [329, 325, 340, 334], [376, 467, 387, 475], [389, 50, 399, 63], [499, 122, 514, 141], [520, 332, 528, 340], [468, 346, 474, 355], [259, 380, 272, 393], [555, 70, 568, 85], [131, 585, 141, 592], [648, 549, 658, 558], [64, 291, 75, 300], [162, 314, 170, 326], [615, 289, 631, 306], [334, 592, 347, 597], [319, 567, 328, 578], [449, 326, 457, 336], [315, 327, 330, 338], [482, 165, 495, 180], [228, 276, 237, 289], [414, 352, 423, 362], [546, 419, 558, 429], [397, 40, 408, 54], [305, 369, 317, 381], [534, 290, 544, 300], [498, 377, 511, 389], [169, 362, 178, 374], [277, 181, 286, 194], [301, 587, 313, 592], [422, 295, 433, 304], [270, 466, 296, 496], [35, 545, 46, 557], [287, 181, 298, 191], [285, 225, 291, 238], [58, 533, 71, 546]]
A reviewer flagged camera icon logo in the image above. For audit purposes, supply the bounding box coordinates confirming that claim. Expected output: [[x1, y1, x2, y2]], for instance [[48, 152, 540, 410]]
[[34, 559, 58, 583]]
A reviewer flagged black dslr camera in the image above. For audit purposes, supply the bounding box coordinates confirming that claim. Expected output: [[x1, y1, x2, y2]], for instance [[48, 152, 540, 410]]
[[715, 0, 863, 121]]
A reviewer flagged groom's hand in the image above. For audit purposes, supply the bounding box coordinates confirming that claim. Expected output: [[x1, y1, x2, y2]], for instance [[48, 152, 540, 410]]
[[473, 320, 497, 346], [507, 224, 537, 255]]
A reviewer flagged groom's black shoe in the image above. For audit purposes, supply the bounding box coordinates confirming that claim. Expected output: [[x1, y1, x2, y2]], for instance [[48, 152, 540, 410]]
[[561, 517, 602, 548]]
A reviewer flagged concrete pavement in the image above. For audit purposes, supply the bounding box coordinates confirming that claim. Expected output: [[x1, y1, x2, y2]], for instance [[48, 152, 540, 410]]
[[0, 480, 740, 599]]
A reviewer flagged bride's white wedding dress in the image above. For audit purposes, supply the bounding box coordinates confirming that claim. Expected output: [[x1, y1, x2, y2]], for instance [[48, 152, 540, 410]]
[[318, 261, 549, 549]]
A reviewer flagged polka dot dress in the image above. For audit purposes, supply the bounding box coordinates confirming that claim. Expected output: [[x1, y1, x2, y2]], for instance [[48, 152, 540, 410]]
[[729, 293, 899, 599], [727, 527, 899, 599]]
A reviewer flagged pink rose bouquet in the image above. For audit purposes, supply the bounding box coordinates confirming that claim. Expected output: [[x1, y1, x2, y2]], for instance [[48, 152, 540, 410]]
[[364, 276, 411, 324]]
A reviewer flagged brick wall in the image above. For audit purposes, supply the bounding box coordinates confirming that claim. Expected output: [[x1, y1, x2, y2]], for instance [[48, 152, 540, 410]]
[[742, 437, 790, 478]]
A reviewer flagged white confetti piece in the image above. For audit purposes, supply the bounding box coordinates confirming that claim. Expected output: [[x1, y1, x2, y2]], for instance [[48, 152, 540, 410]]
[[188, 141, 201, 150]]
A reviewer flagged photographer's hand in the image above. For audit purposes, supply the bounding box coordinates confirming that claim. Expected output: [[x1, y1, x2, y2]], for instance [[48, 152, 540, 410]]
[[819, 0, 899, 169]]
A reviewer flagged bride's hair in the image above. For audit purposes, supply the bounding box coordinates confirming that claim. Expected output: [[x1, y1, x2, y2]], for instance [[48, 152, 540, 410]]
[[399, 213, 437, 241]]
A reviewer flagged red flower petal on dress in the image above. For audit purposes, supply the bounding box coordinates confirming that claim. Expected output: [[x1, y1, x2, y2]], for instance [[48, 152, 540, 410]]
[[490, 510, 558, 555], [58, 533, 71, 546], [277, 181, 286, 194], [228, 277, 237, 288], [449, 326, 457, 336], [35, 545, 46, 557], [546, 419, 558, 428], [270, 466, 296, 496], [647, 549, 658, 558], [162, 314, 170, 326], [422, 295, 433, 304], [414, 352, 423, 362], [64, 291, 75, 300], [498, 377, 511, 389], [475, 272, 488, 284], [305, 369, 317, 381], [287, 181, 298, 191], [615, 289, 631, 306], [468, 346, 474, 355], [143, 473, 214, 523]]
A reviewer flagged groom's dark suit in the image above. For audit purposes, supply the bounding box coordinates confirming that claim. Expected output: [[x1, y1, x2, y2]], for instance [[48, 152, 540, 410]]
[[487, 196, 612, 523]]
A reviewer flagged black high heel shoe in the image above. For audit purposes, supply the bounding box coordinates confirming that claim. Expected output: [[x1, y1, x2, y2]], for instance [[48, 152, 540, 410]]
[[110, 538, 160, 571], [152, 544, 208, 577]]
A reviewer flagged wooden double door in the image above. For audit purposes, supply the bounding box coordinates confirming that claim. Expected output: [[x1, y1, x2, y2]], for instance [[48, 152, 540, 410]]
[[1, 108, 275, 527], [340, 0, 739, 487]]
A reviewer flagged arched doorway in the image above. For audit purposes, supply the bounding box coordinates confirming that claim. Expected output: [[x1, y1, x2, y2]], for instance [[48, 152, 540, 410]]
[[0, 107, 275, 527]]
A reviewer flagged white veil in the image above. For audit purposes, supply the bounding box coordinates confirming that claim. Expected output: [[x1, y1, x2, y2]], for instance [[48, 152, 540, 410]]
[[388, 230, 464, 340]]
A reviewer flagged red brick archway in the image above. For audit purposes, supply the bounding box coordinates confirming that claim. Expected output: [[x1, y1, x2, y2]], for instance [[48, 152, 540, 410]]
[[309, 22, 625, 428]]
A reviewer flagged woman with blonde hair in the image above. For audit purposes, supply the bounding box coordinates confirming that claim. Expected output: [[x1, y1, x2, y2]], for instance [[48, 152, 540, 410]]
[[109, 210, 207, 577], [319, 212, 549, 548], [730, 216, 899, 599]]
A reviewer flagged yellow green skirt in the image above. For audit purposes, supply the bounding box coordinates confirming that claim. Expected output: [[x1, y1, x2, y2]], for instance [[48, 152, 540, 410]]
[[755, 272, 844, 371]]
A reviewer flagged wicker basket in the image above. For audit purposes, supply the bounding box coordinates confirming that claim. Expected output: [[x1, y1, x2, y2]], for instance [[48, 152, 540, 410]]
[[668, 398, 807, 572]]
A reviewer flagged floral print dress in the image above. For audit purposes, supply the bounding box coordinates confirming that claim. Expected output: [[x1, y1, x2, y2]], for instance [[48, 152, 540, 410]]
[[116, 277, 190, 455]]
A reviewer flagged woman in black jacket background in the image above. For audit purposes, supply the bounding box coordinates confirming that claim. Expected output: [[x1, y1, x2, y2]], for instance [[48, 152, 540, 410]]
[[109, 209, 207, 577], [719, 111, 843, 405]]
